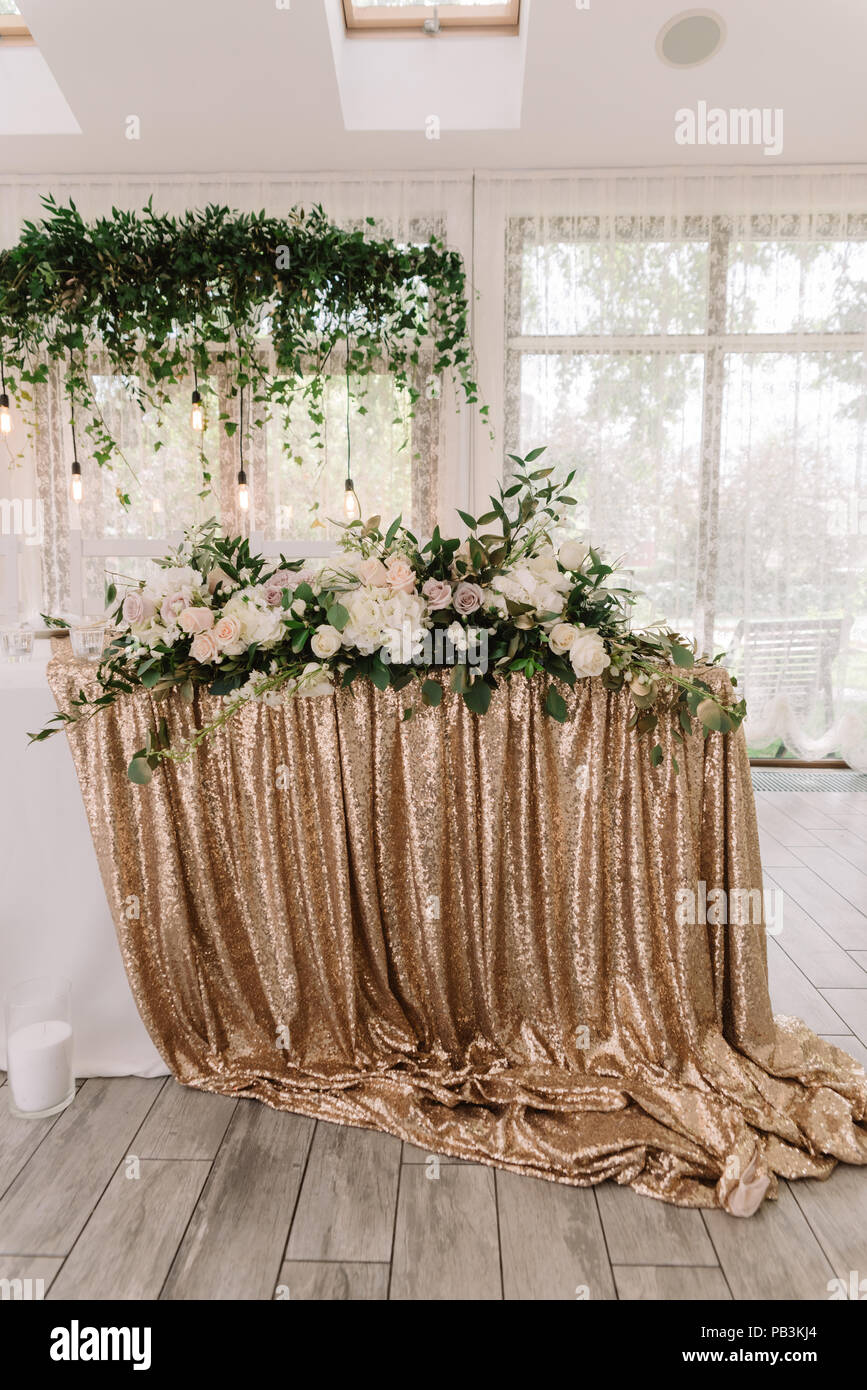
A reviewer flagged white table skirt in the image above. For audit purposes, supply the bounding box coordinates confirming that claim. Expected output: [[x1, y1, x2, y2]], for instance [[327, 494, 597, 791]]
[[0, 644, 168, 1077]]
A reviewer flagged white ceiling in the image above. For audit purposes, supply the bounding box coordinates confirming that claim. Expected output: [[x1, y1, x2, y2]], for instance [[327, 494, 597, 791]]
[[0, 0, 865, 173]]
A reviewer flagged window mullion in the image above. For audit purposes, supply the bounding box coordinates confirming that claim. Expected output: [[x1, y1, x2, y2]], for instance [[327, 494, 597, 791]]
[[694, 219, 730, 652]]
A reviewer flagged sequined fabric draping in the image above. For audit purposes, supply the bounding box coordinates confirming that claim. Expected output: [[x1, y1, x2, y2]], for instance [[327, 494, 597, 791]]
[[48, 652, 867, 1213]]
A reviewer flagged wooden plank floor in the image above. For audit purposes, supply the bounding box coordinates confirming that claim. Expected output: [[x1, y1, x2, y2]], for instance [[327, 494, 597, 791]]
[[1, 789, 865, 1302]]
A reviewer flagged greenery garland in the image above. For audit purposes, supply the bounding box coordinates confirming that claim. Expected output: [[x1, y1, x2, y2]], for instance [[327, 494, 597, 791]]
[[32, 449, 745, 783], [0, 197, 482, 503]]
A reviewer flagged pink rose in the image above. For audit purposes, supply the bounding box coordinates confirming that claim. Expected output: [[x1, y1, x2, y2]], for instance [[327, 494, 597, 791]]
[[160, 588, 193, 625], [207, 567, 231, 596], [122, 592, 155, 625], [267, 569, 293, 589], [453, 581, 485, 615], [263, 584, 285, 607], [359, 557, 390, 587], [422, 578, 453, 611], [214, 614, 242, 648], [189, 630, 219, 663], [178, 606, 215, 634], [385, 556, 416, 594]]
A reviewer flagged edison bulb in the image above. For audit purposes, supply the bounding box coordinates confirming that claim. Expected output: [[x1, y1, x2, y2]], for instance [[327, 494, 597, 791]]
[[0, 395, 11, 435], [343, 483, 361, 522]]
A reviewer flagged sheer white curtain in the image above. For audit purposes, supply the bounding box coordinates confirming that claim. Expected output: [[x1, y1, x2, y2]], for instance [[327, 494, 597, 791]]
[[0, 172, 473, 616], [473, 169, 867, 768]]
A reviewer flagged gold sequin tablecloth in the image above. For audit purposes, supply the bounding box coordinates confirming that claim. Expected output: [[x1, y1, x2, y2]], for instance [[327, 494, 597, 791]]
[[47, 652, 867, 1214]]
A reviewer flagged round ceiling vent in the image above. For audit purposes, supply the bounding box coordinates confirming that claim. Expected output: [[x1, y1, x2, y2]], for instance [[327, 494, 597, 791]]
[[656, 10, 726, 68]]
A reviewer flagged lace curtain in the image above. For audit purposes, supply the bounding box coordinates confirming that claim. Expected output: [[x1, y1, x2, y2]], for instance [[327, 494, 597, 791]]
[[473, 170, 867, 768]]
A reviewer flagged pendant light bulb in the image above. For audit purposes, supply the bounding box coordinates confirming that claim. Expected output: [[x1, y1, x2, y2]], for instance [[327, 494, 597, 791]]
[[237, 468, 249, 512], [190, 389, 205, 432], [70, 459, 83, 504], [343, 478, 361, 523], [0, 393, 11, 436]]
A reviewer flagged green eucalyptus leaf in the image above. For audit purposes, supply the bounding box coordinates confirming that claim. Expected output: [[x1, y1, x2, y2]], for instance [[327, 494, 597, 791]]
[[544, 686, 568, 723], [462, 678, 492, 715], [326, 603, 349, 632], [421, 678, 443, 706]]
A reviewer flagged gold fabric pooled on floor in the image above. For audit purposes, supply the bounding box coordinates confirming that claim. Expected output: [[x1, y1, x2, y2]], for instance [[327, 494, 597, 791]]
[[48, 653, 867, 1213]]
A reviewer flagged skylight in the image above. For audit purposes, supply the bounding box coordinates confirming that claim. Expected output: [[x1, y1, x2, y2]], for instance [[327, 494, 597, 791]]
[[0, 0, 31, 43], [342, 1, 520, 36]]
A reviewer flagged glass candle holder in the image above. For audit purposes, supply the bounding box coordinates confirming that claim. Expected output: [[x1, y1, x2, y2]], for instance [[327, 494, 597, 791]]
[[1, 627, 34, 663], [5, 977, 75, 1119], [69, 619, 107, 662]]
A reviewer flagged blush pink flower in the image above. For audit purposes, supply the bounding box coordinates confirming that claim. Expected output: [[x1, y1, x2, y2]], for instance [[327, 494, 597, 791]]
[[178, 606, 215, 634], [208, 566, 239, 596], [263, 584, 285, 607], [359, 557, 390, 587], [453, 581, 485, 616], [122, 592, 156, 625], [385, 556, 416, 594], [189, 630, 219, 663], [214, 614, 242, 648], [160, 588, 193, 625], [422, 578, 453, 611]]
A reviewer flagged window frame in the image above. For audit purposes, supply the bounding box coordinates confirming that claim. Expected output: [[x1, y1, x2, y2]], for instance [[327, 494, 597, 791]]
[[342, 1, 520, 37], [0, 15, 33, 43]]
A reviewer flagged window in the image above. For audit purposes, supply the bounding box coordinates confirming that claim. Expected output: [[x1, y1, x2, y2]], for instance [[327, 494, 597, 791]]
[[503, 208, 867, 761], [63, 352, 441, 615], [0, 0, 31, 43], [342, 1, 520, 36]]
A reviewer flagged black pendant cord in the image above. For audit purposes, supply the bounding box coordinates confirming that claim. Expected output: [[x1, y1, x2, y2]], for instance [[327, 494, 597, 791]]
[[239, 383, 244, 474], [1, 358, 6, 395], [69, 364, 78, 459], [345, 337, 351, 483]]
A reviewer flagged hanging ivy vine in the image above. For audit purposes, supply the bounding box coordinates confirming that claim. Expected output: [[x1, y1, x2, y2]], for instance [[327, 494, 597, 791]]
[[0, 196, 484, 505]]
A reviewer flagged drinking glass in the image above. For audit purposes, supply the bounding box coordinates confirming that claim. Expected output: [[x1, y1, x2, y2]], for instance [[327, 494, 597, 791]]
[[69, 619, 107, 662], [1, 627, 34, 663]]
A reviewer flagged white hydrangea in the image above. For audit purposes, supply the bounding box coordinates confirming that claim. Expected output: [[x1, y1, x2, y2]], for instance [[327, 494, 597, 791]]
[[489, 546, 571, 620], [342, 586, 428, 657], [221, 589, 283, 651]]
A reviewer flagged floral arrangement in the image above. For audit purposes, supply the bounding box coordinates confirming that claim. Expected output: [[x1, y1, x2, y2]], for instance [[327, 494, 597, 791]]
[[33, 449, 744, 783]]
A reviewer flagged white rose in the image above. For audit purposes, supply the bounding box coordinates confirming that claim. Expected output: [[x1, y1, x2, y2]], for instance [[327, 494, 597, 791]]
[[549, 622, 579, 656], [310, 625, 342, 659], [558, 539, 589, 572], [569, 628, 611, 679]]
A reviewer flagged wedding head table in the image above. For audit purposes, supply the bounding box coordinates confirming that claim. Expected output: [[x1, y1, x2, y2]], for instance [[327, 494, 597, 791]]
[[47, 649, 867, 1215]]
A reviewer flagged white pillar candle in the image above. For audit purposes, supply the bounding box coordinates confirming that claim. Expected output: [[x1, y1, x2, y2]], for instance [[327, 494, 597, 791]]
[[7, 1019, 74, 1114]]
